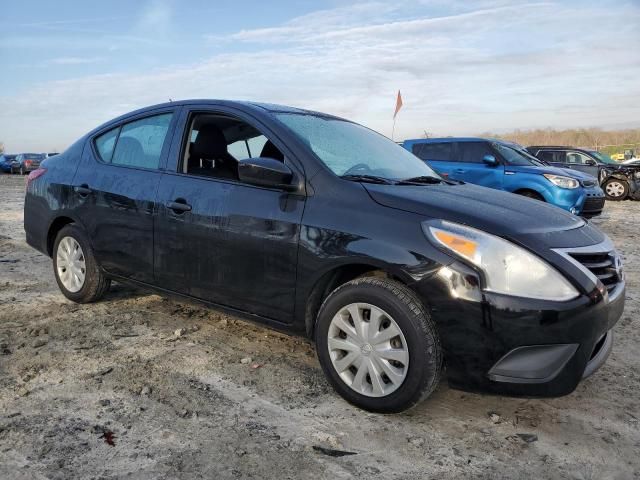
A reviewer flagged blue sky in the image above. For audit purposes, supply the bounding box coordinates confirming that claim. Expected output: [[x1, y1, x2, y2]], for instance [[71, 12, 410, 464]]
[[1, 0, 639, 151]]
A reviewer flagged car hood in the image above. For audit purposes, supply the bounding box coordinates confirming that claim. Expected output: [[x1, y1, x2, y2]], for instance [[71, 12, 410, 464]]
[[604, 163, 639, 173], [363, 182, 605, 249]]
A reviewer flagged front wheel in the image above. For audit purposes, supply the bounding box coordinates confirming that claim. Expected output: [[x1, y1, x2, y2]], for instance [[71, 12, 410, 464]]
[[53, 224, 110, 303], [315, 277, 442, 413], [603, 178, 628, 200]]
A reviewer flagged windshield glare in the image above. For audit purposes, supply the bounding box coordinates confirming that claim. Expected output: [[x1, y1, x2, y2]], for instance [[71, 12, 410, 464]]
[[275, 113, 440, 180], [492, 143, 541, 166]]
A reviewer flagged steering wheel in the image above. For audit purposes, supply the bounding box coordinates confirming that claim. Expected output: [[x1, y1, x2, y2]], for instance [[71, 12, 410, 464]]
[[343, 163, 372, 175]]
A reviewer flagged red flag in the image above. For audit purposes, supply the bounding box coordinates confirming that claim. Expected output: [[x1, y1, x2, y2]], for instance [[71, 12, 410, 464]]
[[393, 90, 403, 119]]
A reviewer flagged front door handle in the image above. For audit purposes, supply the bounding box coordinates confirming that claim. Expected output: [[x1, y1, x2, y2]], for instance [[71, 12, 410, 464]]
[[166, 200, 192, 213], [455, 169, 466, 173], [74, 184, 92, 196]]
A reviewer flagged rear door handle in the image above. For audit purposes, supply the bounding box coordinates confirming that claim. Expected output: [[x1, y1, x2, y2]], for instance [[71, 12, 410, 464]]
[[166, 200, 192, 213], [455, 169, 466, 173], [74, 184, 92, 196]]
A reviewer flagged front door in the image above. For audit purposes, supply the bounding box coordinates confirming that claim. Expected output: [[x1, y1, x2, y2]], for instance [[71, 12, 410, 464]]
[[154, 108, 305, 322], [566, 151, 599, 178], [452, 141, 504, 190]]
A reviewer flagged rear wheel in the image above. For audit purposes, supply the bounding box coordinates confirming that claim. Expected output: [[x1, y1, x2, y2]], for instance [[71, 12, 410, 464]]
[[603, 179, 628, 200], [315, 277, 442, 413], [53, 224, 110, 303]]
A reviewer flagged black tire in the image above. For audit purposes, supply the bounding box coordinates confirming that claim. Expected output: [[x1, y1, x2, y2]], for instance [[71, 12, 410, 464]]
[[603, 178, 629, 201], [315, 277, 442, 413], [53, 224, 110, 303], [516, 190, 544, 201]]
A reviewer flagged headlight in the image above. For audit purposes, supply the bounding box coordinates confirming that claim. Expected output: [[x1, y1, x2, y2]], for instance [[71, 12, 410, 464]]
[[543, 174, 579, 189], [423, 220, 579, 301], [634, 171, 640, 180]]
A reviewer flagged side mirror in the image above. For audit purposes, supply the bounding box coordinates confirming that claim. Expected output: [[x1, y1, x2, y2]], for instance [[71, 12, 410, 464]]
[[238, 157, 296, 191], [483, 154, 498, 166], [584, 158, 597, 166]]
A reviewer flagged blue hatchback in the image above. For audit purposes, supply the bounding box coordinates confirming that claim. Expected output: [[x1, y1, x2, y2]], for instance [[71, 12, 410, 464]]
[[402, 138, 605, 217]]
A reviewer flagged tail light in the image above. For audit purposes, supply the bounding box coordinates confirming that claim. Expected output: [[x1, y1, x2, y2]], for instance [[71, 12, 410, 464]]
[[26, 167, 47, 188], [25, 160, 33, 166]]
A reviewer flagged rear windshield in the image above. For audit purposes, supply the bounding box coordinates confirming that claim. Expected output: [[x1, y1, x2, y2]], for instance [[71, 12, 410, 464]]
[[24, 154, 46, 160]]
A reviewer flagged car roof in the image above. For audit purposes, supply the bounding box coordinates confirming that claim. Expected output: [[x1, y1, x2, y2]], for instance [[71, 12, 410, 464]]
[[117, 99, 339, 119], [89, 99, 347, 136], [528, 145, 591, 151], [404, 137, 518, 146]]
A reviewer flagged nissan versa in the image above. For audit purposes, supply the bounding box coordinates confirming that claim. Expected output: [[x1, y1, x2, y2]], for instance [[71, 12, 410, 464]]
[[24, 100, 625, 412]]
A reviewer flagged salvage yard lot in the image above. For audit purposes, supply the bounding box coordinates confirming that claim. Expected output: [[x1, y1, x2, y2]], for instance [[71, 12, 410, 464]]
[[0, 174, 638, 479]]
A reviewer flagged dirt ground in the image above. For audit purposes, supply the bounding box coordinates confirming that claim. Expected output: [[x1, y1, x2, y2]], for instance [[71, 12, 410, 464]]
[[0, 173, 638, 479]]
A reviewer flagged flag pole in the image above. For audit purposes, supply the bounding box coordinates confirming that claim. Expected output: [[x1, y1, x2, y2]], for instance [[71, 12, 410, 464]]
[[392, 90, 403, 141]]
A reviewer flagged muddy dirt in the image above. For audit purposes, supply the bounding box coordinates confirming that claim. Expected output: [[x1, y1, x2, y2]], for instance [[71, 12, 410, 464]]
[[0, 174, 638, 479]]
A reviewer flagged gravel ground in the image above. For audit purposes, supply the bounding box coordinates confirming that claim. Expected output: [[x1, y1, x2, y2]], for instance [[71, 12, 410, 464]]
[[0, 173, 638, 479]]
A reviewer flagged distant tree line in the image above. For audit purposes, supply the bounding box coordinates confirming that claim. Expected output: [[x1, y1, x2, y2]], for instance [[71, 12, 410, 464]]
[[476, 128, 640, 155]]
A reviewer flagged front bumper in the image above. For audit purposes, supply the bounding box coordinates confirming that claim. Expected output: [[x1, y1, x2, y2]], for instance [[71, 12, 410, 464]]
[[579, 186, 605, 217], [412, 261, 625, 397]]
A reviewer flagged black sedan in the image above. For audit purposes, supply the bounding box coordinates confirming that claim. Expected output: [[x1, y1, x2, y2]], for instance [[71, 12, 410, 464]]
[[23, 100, 625, 412]]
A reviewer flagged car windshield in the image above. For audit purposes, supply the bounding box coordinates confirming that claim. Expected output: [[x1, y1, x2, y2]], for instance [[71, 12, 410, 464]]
[[24, 153, 46, 160], [492, 143, 543, 167], [590, 151, 618, 165], [275, 113, 440, 181]]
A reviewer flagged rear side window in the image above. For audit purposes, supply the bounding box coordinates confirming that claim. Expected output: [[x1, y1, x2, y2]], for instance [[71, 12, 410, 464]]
[[111, 114, 173, 169], [94, 113, 173, 169], [95, 127, 119, 162], [537, 151, 556, 163], [459, 142, 495, 163], [412, 142, 453, 161]]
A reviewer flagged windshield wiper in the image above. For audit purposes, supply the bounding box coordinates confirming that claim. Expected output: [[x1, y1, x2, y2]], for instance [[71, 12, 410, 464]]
[[341, 174, 396, 185], [397, 175, 443, 185]]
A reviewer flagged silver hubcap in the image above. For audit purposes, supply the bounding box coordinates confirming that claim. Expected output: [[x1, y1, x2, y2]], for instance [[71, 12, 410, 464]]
[[327, 303, 409, 397], [56, 237, 86, 293], [606, 181, 625, 197]]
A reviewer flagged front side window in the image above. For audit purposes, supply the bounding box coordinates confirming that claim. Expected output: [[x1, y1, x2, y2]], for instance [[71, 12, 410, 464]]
[[459, 142, 495, 164], [566, 152, 594, 165], [275, 113, 439, 180], [182, 113, 284, 181]]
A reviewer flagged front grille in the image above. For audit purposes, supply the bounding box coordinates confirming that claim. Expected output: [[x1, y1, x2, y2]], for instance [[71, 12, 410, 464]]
[[568, 251, 621, 293], [583, 196, 605, 212]]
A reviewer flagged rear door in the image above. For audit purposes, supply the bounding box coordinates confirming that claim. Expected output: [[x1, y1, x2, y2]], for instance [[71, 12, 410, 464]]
[[538, 150, 569, 170], [411, 142, 456, 178], [453, 141, 504, 189], [71, 108, 179, 283]]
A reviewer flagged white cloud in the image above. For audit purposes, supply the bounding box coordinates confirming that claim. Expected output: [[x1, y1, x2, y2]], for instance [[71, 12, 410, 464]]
[[1, 0, 639, 151]]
